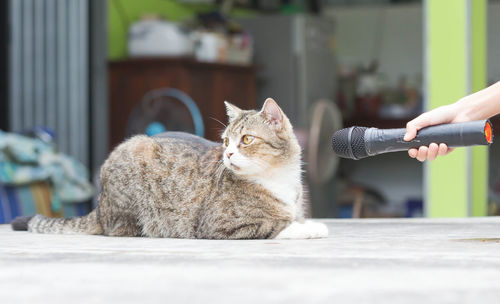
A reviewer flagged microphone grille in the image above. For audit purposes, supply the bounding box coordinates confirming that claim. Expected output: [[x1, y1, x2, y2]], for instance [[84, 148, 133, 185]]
[[332, 128, 351, 158], [332, 127, 369, 159], [350, 127, 368, 159]]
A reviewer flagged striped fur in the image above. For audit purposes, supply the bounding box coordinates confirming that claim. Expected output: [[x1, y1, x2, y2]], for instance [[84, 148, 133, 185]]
[[27, 210, 102, 234], [14, 100, 314, 239]]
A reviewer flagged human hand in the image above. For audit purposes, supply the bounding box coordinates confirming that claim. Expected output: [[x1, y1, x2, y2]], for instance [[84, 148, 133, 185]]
[[404, 103, 469, 161]]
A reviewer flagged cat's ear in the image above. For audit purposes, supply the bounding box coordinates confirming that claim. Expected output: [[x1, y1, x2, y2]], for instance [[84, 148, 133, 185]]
[[260, 98, 284, 128], [224, 101, 242, 122]]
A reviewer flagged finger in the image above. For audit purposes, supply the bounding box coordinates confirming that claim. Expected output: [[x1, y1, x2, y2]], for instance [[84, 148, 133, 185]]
[[408, 148, 418, 158], [404, 121, 418, 141], [404, 106, 454, 142], [438, 143, 448, 156], [427, 143, 439, 161], [416, 146, 428, 162], [404, 115, 429, 141]]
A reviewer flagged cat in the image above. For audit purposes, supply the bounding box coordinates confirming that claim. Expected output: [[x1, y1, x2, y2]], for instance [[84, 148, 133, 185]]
[[11, 98, 328, 239]]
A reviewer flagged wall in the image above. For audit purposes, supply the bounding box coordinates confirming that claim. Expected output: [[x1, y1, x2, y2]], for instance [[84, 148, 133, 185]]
[[325, 4, 423, 87], [0, 1, 7, 131], [488, 3, 500, 82], [326, 2, 500, 85]]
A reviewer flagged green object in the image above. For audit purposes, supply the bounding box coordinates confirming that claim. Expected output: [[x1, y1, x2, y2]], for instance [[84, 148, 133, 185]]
[[108, 0, 257, 60], [470, 0, 488, 217], [425, 0, 488, 217], [280, 4, 304, 15]]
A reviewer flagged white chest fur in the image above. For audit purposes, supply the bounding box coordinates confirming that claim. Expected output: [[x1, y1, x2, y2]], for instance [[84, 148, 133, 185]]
[[251, 165, 301, 216]]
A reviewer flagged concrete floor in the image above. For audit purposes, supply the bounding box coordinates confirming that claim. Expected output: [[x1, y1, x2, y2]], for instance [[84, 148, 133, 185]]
[[1, 217, 499, 304]]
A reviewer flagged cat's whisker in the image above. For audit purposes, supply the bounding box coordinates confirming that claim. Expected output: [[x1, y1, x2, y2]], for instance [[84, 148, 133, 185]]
[[209, 117, 227, 128], [217, 130, 226, 139]]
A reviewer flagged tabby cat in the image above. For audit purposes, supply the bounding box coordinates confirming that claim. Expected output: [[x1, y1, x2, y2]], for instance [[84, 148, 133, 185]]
[[11, 98, 328, 239]]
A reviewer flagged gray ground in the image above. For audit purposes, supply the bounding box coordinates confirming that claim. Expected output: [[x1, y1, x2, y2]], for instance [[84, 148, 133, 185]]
[[1, 217, 499, 304]]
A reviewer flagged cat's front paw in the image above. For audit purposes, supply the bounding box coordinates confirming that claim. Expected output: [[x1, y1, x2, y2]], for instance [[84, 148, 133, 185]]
[[275, 220, 329, 239], [304, 220, 329, 238]]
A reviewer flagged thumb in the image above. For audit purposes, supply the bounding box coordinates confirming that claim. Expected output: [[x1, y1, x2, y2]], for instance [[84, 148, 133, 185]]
[[404, 105, 457, 142], [404, 113, 431, 141], [404, 124, 417, 141], [404, 120, 422, 141], [403, 110, 439, 141]]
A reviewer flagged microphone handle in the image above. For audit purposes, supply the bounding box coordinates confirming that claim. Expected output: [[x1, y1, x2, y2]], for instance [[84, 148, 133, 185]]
[[364, 120, 491, 157]]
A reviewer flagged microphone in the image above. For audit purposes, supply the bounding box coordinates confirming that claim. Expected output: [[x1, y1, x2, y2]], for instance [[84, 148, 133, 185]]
[[332, 120, 493, 160]]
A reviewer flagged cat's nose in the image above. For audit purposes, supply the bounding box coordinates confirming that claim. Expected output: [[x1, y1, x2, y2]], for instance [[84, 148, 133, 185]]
[[226, 152, 234, 159]]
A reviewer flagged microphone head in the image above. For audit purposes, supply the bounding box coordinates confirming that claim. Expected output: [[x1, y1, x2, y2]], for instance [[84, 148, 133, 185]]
[[332, 127, 369, 160]]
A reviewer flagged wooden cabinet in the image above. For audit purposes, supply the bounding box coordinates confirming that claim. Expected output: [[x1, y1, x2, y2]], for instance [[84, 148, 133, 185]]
[[108, 57, 257, 150]]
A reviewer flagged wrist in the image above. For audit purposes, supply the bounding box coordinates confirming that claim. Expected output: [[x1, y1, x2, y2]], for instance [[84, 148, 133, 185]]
[[453, 96, 486, 121], [454, 82, 500, 121]]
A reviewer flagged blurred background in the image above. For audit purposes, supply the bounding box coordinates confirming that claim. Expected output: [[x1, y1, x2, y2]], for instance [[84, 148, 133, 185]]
[[1, 0, 499, 223]]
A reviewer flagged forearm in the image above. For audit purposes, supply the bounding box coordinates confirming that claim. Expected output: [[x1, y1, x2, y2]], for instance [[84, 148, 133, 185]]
[[406, 81, 500, 162], [454, 81, 500, 121]]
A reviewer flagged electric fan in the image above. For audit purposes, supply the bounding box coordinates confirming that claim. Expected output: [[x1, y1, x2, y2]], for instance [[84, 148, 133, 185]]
[[299, 99, 343, 184], [298, 99, 385, 218], [293, 99, 342, 217], [125, 88, 205, 138]]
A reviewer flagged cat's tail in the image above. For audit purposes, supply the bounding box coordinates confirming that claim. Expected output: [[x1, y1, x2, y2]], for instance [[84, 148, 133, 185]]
[[10, 209, 103, 235]]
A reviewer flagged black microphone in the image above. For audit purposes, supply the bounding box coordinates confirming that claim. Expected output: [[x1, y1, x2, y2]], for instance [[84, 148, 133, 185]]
[[332, 120, 493, 160]]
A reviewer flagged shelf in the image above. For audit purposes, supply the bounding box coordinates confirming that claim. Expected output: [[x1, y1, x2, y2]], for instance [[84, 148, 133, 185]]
[[109, 57, 257, 72]]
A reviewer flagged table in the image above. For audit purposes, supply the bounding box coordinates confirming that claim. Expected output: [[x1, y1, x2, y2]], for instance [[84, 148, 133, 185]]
[[1, 217, 499, 303]]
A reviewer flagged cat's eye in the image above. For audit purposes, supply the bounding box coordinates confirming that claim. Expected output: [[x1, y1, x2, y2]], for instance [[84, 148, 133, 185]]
[[224, 137, 229, 146], [242, 135, 254, 145]]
